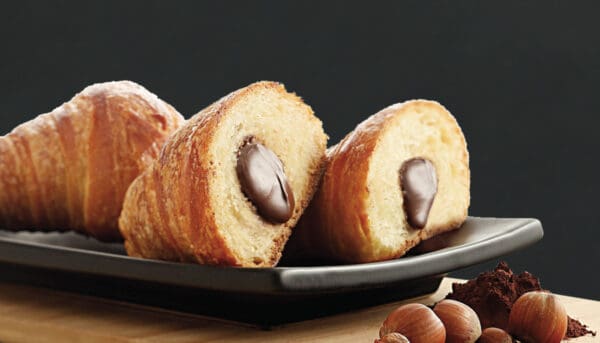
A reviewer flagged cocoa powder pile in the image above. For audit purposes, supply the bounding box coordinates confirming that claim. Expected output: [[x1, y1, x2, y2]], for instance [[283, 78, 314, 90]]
[[445, 261, 595, 339]]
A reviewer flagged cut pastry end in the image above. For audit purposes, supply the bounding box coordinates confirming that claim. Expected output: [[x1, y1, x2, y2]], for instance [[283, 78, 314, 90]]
[[119, 81, 328, 268], [364, 100, 470, 261], [287, 99, 469, 263], [210, 82, 327, 267]]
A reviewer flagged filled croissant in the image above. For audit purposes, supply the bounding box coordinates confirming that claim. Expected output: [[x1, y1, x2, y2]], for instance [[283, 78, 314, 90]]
[[119, 81, 328, 267], [0, 81, 184, 241], [286, 100, 470, 263]]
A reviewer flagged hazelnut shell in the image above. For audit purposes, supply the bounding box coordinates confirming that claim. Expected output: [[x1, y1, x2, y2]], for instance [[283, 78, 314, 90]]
[[478, 327, 513, 343], [380, 303, 445, 343], [434, 299, 482, 343], [507, 291, 567, 343]]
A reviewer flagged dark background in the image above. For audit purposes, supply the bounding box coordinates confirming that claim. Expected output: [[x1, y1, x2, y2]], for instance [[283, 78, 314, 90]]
[[1, 2, 598, 298]]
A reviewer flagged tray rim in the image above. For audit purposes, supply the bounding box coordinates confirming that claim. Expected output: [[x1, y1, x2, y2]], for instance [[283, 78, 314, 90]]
[[0, 216, 543, 294]]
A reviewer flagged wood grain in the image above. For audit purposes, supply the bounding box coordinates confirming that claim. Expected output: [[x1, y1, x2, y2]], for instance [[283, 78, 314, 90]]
[[0, 278, 596, 342]]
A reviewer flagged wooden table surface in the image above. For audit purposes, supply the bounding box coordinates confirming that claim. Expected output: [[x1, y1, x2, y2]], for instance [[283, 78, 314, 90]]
[[0, 278, 597, 342]]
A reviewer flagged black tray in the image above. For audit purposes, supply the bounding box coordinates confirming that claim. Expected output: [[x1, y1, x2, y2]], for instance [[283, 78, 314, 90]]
[[0, 216, 543, 326]]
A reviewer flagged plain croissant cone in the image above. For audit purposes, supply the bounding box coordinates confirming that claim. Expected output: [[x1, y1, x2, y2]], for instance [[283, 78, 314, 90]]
[[0, 81, 185, 241]]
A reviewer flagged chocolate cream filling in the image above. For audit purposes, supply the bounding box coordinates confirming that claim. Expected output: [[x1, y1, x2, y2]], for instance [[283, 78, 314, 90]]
[[236, 137, 295, 223], [399, 158, 438, 229]]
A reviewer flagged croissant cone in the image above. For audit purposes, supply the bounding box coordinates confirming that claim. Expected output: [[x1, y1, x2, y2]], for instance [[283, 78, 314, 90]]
[[286, 100, 470, 263], [119, 81, 327, 267], [0, 81, 185, 241]]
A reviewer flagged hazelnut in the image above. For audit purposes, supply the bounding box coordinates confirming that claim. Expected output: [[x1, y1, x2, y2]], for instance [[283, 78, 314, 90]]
[[433, 299, 482, 343], [478, 328, 513, 343], [507, 291, 567, 343], [375, 332, 410, 343], [379, 303, 445, 343]]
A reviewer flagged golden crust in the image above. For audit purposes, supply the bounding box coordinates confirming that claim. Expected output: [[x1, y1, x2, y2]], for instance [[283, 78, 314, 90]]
[[287, 100, 469, 263], [0, 81, 184, 241], [119, 81, 327, 267], [285, 108, 389, 262]]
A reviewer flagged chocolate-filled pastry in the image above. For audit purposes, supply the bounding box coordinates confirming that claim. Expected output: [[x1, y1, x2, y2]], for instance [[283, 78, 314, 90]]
[[0, 81, 184, 241], [286, 100, 470, 263], [119, 81, 327, 267]]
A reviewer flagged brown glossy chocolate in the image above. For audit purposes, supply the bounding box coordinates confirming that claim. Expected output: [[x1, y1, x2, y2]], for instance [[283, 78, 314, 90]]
[[399, 158, 437, 229], [236, 140, 295, 223]]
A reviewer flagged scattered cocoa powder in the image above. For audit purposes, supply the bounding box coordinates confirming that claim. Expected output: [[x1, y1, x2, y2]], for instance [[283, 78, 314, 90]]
[[445, 261, 595, 339], [567, 317, 596, 338]]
